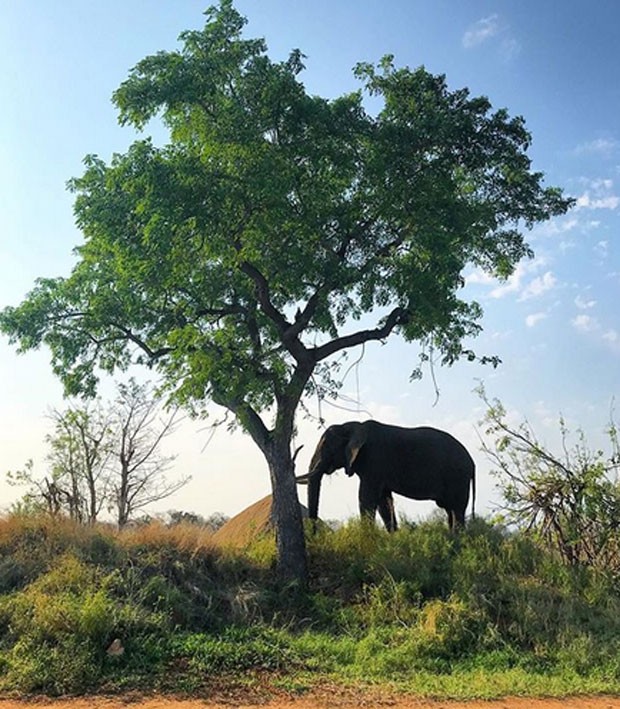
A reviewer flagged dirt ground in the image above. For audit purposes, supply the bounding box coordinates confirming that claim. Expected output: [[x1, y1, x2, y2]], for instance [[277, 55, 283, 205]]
[[0, 691, 618, 709]]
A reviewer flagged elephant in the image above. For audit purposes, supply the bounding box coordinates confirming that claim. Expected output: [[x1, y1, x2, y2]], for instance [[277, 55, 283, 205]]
[[296, 420, 475, 532]]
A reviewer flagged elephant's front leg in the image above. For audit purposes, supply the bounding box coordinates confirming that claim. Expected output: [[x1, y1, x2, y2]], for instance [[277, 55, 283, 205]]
[[378, 491, 397, 532], [358, 478, 382, 525]]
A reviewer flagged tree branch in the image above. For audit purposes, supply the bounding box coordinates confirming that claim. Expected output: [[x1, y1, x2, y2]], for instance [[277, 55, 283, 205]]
[[209, 383, 272, 454], [285, 289, 323, 341], [106, 322, 173, 361], [239, 261, 290, 332], [239, 260, 314, 365], [48, 309, 174, 364], [313, 306, 408, 362]]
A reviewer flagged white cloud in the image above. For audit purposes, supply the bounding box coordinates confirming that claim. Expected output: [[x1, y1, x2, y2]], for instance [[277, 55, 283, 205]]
[[488, 269, 523, 299], [462, 15, 520, 63], [554, 218, 579, 233], [572, 314, 598, 332], [465, 268, 496, 288], [574, 294, 597, 310], [536, 216, 603, 247], [519, 271, 557, 301], [559, 240, 577, 253], [602, 329, 620, 355], [577, 193, 620, 210], [462, 15, 500, 48], [571, 313, 596, 332], [468, 258, 556, 302], [500, 38, 521, 61], [488, 259, 540, 299], [595, 240, 609, 258], [573, 138, 619, 158], [571, 315, 620, 355], [593, 178, 613, 190], [533, 400, 556, 428], [534, 217, 577, 239], [526, 312, 547, 327], [575, 178, 619, 210]]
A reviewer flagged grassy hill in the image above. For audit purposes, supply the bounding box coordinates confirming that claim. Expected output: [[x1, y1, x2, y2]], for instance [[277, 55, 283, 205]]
[[0, 513, 619, 699]]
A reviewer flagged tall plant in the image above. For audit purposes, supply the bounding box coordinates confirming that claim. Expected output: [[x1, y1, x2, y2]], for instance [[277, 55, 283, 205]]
[[0, 2, 572, 582]]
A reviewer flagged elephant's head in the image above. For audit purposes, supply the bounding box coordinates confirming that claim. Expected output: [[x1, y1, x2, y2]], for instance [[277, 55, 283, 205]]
[[296, 423, 366, 522]]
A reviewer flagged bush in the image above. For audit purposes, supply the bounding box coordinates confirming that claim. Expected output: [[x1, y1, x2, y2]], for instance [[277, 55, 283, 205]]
[[0, 511, 619, 696], [479, 388, 620, 581], [0, 556, 114, 693]]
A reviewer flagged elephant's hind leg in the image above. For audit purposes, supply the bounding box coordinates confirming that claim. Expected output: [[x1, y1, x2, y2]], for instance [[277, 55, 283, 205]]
[[378, 491, 397, 532], [448, 507, 466, 531]]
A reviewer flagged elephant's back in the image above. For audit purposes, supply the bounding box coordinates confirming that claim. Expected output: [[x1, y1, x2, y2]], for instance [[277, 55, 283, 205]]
[[413, 426, 475, 466], [365, 422, 474, 471]]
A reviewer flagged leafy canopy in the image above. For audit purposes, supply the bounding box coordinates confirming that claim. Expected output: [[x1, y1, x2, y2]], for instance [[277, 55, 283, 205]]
[[1, 1, 572, 431]]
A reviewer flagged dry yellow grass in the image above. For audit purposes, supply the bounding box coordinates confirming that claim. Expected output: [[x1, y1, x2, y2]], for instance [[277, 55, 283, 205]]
[[117, 519, 216, 554]]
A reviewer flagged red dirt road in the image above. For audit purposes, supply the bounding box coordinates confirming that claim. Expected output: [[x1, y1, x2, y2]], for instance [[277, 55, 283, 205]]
[[0, 694, 618, 709]]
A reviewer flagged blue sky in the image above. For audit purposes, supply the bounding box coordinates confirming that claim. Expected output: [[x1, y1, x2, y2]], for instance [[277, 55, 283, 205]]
[[1, 1, 618, 522]]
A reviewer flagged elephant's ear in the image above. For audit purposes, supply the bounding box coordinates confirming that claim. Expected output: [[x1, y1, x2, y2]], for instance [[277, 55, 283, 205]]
[[344, 426, 366, 476]]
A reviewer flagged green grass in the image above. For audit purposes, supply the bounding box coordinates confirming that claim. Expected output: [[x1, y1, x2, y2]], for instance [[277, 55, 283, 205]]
[[0, 513, 619, 698]]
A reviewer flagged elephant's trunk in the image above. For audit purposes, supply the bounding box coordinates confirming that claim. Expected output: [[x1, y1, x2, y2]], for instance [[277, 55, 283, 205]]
[[307, 470, 323, 523]]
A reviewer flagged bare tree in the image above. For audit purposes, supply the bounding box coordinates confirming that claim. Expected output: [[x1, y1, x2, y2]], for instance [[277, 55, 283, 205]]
[[110, 379, 189, 528], [46, 403, 112, 524], [7, 404, 112, 522], [6, 381, 188, 525], [479, 386, 620, 576], [6, 460, 66, 517]]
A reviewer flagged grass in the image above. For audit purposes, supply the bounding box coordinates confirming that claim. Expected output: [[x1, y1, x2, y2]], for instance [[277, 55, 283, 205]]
[[0, 513, 619, 698]]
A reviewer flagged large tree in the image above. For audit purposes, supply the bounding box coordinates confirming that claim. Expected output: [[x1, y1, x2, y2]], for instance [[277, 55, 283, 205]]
[[0, 2, 572, 582]]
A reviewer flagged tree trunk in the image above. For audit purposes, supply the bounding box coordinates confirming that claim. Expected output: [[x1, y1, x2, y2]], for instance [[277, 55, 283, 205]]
[[117, 460, 130, 528], [267, 437, 308, 585], [221, 378, 310, 586], [86, 473, 98, 525]]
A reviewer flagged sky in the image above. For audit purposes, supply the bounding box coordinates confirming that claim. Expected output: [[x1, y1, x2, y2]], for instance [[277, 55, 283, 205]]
[[1, 1, 618, 524]]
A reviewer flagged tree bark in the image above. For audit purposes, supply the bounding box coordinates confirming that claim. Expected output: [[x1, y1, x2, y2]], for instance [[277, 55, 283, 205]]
[[215, 367, 312, 585], [266, 436, 308, 585]]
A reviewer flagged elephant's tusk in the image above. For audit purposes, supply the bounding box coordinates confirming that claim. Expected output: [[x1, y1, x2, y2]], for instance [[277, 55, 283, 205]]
[[295, 470, 321, 485], [292, 444, 304, 463]]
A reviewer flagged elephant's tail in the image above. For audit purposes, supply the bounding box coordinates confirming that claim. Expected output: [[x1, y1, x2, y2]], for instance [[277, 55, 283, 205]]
[[470, 465, 476, 522]]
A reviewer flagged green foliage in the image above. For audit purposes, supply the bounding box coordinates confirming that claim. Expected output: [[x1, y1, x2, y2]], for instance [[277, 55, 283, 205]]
[[0, 555, 166, 694], [0, 11, 572, 406], [0, 512, 619, 696], [172, 626, 299, 674], [0, 1, 573, 583]]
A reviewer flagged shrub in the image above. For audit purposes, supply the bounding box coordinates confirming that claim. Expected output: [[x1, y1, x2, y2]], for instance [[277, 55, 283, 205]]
[[479, 388, 620, 581], [1, 511, 619, 695], [0, 553, 175, 693], [418, 596, 489, 660]]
